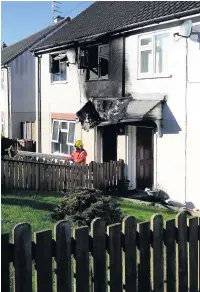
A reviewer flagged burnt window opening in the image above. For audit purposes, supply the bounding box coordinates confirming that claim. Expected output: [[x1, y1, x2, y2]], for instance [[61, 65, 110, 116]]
[[49, 53, 68, 82], [79, 44, 109, 80]]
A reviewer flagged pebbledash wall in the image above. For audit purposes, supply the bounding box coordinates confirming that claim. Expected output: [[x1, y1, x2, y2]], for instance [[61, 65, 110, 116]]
[[124, 18, 200, 209]]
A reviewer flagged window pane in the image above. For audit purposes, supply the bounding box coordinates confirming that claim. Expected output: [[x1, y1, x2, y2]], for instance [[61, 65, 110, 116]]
[[140, 50, 152, 73], [61, 144, 69, 154], [61, 122, 68, 130], [60, 62, 67, 81], [99, 45, 109, 60], [52, 121, 60, 141], [69, 145, 74, 154], [68, 123, 75, 144], [52, 142, 60, 153], [1, 117, 5, 133], [88, 47, 98, 80], [52, 72, 61, 82], [1, 71, 4, 90], [60, 132, 68, 154], [155, 33, 169, 74], [52, 59, 60, 73], [60, 132, 68, 144], [141, 38, 152, 46]]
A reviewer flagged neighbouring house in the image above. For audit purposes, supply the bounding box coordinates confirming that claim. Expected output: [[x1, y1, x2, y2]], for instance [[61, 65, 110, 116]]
[[32, 2, 200, 209], [1, 16, 70, 140]]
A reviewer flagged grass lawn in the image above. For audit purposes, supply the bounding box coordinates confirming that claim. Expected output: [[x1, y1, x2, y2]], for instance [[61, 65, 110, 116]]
[[1, 191, 178, 235]]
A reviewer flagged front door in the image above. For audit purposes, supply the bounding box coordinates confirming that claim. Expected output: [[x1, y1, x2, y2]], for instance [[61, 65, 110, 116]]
[[102, 125, 117, 162], [136, 127, 153, 189]]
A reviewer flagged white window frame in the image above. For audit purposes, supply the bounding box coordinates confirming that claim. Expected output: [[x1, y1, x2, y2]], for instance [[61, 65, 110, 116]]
[[51, 119, 76, 155], [50, 51, 68, 84], [138, 30, 170, 79]]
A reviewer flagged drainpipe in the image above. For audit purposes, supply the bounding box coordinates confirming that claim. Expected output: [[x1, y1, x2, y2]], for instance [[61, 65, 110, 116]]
[[37, 55, 42, 152], [184, 38, 188, 205], [122, 36, 126, 97], [5, 66, 12, 138]]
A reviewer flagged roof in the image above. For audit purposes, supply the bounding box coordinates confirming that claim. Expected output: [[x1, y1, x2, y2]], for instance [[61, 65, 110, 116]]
[[1, 18, 68, 65], [32, 1, 200, 52]]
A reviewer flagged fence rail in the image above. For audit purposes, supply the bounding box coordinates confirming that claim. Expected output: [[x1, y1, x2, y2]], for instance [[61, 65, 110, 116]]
[[2, 213, 200, 292], [1, 157, 124, 191]]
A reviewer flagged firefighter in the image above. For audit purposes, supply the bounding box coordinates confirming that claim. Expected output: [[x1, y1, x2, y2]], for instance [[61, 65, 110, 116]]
[[66, 140, 87, 164]]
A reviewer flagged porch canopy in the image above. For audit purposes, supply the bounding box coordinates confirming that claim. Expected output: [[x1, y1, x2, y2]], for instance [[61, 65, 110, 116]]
[[76, 93, 166, 135]]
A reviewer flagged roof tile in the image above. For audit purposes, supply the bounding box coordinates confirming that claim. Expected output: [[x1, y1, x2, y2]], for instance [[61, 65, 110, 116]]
[[32, 1, 200, 51]]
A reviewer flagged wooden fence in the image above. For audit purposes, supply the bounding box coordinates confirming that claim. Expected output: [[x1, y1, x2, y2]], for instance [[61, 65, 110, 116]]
[[1, 157, 124, 191], [2, 213, 200, 292]]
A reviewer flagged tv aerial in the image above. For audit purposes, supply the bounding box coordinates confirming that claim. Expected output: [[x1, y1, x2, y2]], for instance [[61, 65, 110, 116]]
[[52, 1, 63, 22]]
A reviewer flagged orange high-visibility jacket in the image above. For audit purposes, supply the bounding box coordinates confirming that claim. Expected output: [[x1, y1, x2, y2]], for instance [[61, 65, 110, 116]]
[[71, 149, 87, 164]]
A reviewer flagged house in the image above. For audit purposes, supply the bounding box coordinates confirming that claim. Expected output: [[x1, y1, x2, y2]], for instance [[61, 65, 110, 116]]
[[32, 2, 200, 209], [1, 16, 70, 139]]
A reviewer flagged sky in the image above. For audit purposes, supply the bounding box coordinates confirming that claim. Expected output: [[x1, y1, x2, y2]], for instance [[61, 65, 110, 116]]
[[1, 1, 94, 46]]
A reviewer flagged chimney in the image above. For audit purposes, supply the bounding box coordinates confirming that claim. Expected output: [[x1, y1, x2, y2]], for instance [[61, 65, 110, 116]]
[[1, 42, 7, 49], [54, 15, 64, 23]]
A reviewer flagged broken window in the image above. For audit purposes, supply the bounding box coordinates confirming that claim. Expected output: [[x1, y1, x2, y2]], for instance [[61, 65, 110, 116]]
[[98, 45, 109, 78], [49, 53, 68, 82], [79, 44, 109, 80], [51, 119, 76, 155]]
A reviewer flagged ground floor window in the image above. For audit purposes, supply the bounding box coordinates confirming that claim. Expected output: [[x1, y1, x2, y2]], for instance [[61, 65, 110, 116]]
[[51, 119, 75, 155], [1, 116, 5, 134]]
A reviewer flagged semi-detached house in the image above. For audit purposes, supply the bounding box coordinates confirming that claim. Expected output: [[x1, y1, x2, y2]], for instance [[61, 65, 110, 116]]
[[32, 1, 200, 209], [1, 16, 70, 139]]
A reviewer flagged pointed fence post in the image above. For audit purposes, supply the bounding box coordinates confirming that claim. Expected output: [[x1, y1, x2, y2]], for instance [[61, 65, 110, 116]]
[[176, 212, 188, 292], [13, 223, 32, 292], [91, 218, 106, 292], [55, 220, 72, 292], [122, 216, 137, 292], [151, 214, 164, 292]]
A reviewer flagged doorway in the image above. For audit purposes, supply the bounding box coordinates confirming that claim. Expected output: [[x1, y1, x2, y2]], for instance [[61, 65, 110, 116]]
[[136, 127, 153, 189], [102, 125, 117, 162]]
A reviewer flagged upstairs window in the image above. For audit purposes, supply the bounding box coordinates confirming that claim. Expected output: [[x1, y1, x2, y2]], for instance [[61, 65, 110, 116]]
[[138, 32, 169, 77], [79, 44, 109, 80], [1, 70, 5, 90], [49, 53, 68, 83], [51, 119, 75, 155]]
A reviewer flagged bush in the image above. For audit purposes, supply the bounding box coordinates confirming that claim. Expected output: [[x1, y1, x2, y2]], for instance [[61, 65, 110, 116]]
[[52, 188, 122, 226]]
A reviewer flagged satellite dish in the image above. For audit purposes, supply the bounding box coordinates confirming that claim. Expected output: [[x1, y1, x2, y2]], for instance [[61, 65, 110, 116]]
[[190, 24, 200, 43], [178, 20, 193, 38]]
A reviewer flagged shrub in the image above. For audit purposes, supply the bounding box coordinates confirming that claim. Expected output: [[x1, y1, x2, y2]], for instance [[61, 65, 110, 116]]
[[52, 188, 122, 226]]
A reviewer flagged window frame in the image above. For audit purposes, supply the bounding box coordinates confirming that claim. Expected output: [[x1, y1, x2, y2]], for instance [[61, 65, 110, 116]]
[[138, 30, 170, 79], [84, 44, 109, 81], [98, 44, 109, 80], [1, 70, 5, 90], [51, 119, 76, 155], [50, 51, 68, 84]]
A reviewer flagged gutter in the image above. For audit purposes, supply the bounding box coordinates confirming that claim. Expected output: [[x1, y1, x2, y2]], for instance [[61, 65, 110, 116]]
[[32, 9, 200, 54]]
